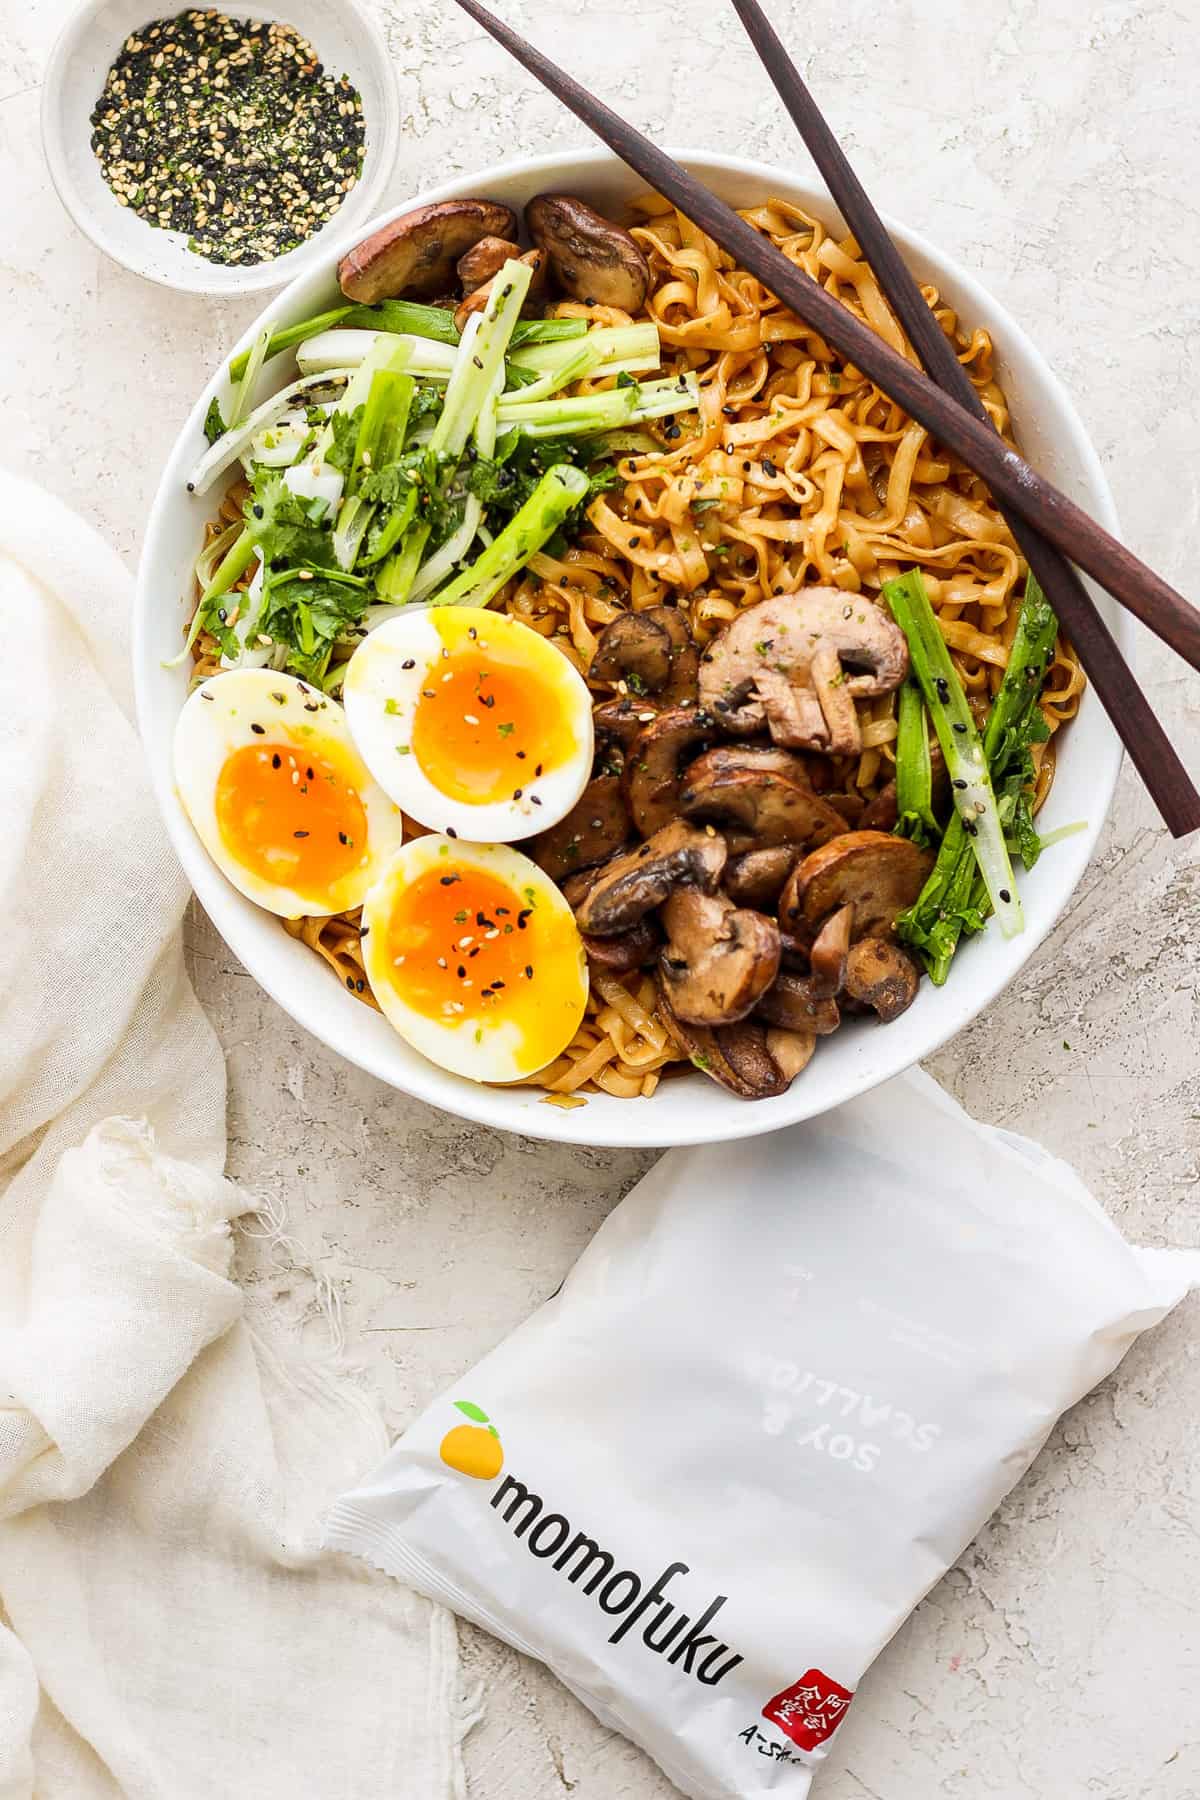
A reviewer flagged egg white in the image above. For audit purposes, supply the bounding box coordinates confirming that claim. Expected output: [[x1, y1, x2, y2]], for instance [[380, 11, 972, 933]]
[[174, 668, 405, 918], [361, 837, 588, 1082], [341, 607, 594, 842]]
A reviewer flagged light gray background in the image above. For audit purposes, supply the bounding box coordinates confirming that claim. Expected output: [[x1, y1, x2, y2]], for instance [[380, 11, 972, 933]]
[[5, 0, 1200, 1793]]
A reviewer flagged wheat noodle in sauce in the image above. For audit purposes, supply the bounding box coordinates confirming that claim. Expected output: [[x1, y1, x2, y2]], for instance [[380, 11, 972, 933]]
[[195, 196, 1084, 1100]]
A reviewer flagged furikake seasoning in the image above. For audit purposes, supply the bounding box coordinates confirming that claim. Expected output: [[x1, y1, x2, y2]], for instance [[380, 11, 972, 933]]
[[88, 10, 366, 266]]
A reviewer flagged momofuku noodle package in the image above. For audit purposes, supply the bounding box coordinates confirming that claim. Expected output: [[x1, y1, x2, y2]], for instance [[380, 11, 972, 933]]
[[325, 1071, 1200, 1798]]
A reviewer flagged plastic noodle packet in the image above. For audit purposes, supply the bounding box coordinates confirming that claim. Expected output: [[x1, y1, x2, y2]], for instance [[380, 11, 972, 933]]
[[325, 1072, 1200, 1798]]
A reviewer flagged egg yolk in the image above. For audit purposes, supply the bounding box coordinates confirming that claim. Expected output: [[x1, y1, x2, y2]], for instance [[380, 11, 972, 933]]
[[384, 865, 549, 1023], [215, 742, 367, 897], [410, 647, 576, 806]]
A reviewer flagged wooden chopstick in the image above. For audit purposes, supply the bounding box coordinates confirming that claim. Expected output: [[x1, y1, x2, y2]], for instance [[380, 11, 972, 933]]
[[450, 0, 1200, 687], [728, 0, 1200, 835]]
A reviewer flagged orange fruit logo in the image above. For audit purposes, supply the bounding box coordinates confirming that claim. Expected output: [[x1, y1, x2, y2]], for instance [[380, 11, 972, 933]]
[[439, 1400, 503, 1480]]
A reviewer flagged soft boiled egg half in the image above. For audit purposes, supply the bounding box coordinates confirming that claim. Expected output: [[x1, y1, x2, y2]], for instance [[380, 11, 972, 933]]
[[174, 669, 405, 918], [361, 836, 588, 1082], [342, 607, 593, 841]]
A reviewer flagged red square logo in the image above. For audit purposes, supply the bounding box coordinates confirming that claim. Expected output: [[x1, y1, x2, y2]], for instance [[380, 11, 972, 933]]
[[762, 1670, 854, 1751]]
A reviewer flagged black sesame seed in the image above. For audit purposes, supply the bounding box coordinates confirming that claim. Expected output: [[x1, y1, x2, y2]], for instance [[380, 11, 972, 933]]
[[952, 777, 967, 790], [293, 829, 308, 838], [999, 888, 1012, 903], [271, 753, 281, 768], [402, 658, 415, 669], [952, 722, 967, 735], [250, 722, 264, 734]]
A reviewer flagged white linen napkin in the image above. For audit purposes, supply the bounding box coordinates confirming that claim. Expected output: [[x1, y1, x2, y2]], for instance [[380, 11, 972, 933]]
[[0, 471, 466, 1800]]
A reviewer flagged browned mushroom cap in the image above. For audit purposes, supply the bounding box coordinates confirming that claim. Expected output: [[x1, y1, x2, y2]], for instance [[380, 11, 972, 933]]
[[533, 774, 631, 883], [679, 759, 848, 854], [698, 589, 909, 754], [686, 742, 814, 785], [581, 916, 660, 974], [659, 888, 780, 1025], [526, 194, 650, 312], [657, 982, 791, 1099], [781, 831, 933, 940], [454, 248, 547, 333], [593, 695, 658, 773], [457, 234, 522, 292], [844, 938, 921, 1022], [590, 605, 699, 705], [756, 970, 840, 1035], [764, 1027, 817, 1083], [723, 844, 802, 909], [624, 707, 717, 838], [590, 610, 673, 690], [574, 819, 726, 935], [808, 902, 854, 998], [338, 200, 519, 303]]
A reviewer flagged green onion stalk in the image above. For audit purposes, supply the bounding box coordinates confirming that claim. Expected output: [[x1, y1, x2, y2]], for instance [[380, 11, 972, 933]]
[[889, 572, 1060, 981]]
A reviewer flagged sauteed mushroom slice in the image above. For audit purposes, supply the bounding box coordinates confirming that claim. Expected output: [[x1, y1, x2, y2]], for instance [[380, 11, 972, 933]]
[[685, 742, 814, 785], [457, 234, 522, 291], [808, 902, 854, 998], [590, 610, 673, 691], [756, 970, 840, 1036], [454, 247, 547, 333], [590, 605, 700, 705], [338, 199, 519, 303], [657, 984, 791, 1099], [781, 831, 933, 940], [533, 774, 631, 883], [764, 1027, 817, 1083], [659, 888, 780, 1025], [844, 938, 921, 1022], [624, 707, 717, 838], [679, 761, 847, 854], [574, 820, 726, 935], [593, 695, 657, 773], [723, 845, 802, 909], [581, 917, 660, 974], [859, 781, 898, 832], [699, 588, 909, 754], [526, 193, 651, 311]]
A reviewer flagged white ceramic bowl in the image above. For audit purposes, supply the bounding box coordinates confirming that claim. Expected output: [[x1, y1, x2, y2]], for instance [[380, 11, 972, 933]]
[[135, 147, 1127, 1146], [41, 0, 399, 296]]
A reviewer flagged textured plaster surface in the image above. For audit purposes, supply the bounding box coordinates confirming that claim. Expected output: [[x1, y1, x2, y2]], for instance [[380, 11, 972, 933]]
[[6, 0, 1200, 1793]]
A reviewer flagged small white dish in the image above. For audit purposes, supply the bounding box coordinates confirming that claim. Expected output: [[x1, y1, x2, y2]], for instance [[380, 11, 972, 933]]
[[135, 147, 1128, 1147], [41, 0, 399, 296]]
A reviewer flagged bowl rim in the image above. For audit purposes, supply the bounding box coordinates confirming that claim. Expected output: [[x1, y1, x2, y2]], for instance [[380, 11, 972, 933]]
[[134, 143, 1128, 1147], [39, 0, 400, 297]]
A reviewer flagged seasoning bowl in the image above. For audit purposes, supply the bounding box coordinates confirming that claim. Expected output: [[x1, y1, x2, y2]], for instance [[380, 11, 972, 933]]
[[41, 0, 399, 296], [135, 148, 1128, 1148]]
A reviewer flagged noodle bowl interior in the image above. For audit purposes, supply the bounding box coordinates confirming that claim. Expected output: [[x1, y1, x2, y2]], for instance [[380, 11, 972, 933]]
[[188, 190, 1083, 1105]]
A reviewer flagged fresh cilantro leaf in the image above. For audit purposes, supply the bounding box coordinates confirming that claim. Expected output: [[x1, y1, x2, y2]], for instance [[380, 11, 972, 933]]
[[324, 406, 364, 474], [203, 396, 227, 444]]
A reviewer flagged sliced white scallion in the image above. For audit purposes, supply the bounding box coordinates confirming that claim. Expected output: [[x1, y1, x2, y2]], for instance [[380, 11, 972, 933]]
[[295, 330, 457, 381], [186, 370, 354, 495]]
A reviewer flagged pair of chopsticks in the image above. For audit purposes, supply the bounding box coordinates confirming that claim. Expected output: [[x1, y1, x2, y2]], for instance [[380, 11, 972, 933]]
[[451, 0, 1200, 837]]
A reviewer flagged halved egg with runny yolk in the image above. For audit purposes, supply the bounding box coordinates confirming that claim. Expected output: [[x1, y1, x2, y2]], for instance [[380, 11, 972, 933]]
[[342, 607, 593, 842], [174, 669, 405, 918], [361, 837, 588, 1082]]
